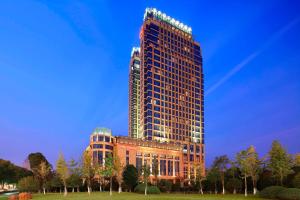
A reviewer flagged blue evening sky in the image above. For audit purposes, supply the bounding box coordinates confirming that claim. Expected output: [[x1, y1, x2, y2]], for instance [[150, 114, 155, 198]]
[[0, 0, 300, 166]]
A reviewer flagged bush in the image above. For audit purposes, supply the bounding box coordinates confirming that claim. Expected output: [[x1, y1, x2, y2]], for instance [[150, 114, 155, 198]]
[[17, 176, 39, 193], [278, 188, 300, 200], [171, 182, 181, 192], [134, 183, 160, 194], [19, 193, 32, 200], [260, 186, 286, 199], [158, 179, 172, 193], [293, 173, 300, 189]]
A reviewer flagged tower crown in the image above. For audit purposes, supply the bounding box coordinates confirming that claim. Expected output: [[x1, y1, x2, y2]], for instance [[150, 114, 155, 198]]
[[143, 7, 192, 34]]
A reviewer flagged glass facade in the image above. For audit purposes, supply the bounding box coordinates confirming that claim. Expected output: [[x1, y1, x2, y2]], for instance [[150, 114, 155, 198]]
[[140, 9, 204, 146], [129, 48, 141, 138]]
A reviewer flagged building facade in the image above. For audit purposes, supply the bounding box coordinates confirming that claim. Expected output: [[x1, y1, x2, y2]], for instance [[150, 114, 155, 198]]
[[90, 127, 200, 183], [90, 8, 204, 184], [128, 47, 141, 138]]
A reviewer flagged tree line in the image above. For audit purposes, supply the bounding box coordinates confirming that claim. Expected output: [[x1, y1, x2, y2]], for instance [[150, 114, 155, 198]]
[[201, 140, 300, 196], [1, 140, 300, 196]]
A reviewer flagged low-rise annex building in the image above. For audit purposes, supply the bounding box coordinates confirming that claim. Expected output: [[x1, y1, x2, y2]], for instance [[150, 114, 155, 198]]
[[88, 127, 204, 183]]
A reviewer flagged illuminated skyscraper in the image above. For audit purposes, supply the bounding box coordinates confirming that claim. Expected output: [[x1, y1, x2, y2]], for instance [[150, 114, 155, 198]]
[[140, 8, 204, 144], [128, 47, 141, 138], [126, 8, 204, 179]]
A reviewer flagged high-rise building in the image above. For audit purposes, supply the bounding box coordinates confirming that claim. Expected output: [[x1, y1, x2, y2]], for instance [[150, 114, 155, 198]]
[[89, 8, 205, 183], [128, 47, 141, 138], [139, 8, 204, 146]]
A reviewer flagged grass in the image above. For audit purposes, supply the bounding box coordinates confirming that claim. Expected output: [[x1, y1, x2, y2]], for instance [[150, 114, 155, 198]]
[[0, 192, 271, 200]]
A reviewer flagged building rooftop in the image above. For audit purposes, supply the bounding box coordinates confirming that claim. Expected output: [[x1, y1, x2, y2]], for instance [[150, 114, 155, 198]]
[[92, 127, 112, 136], [131, 47, 140, 57], [143, 7, 192, 34]]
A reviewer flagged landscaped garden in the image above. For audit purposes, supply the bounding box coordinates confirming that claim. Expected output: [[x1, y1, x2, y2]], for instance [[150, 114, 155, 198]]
[[0, 192, 268, 200], [1, 141, 300, 200]]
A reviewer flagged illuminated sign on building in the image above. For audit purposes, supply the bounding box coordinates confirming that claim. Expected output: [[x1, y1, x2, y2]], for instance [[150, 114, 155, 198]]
[[143, 8, 192, 34]]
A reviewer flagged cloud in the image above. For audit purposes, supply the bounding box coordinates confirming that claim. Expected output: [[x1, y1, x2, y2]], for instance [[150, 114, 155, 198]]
[[206, 17, 300, 95]]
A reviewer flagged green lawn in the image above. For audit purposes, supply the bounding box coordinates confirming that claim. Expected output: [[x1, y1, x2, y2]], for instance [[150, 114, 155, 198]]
[[0, 192, 271, 200]]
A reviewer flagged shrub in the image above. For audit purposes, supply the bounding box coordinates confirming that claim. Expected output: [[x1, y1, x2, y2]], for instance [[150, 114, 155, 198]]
[[17, 176, 39, 193], [293, 173, 300, 189], [171, 182, 181, 192], [134, 183, 160, 194], [278, 188, 300, 200], [8, 195, 19, 200], [158, 179, 172, 193], [260, 186, 286, 199], [19, 193, 32, 200]]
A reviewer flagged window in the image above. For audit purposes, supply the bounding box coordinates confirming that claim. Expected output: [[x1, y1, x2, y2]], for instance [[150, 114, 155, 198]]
[[136, 157, 142, 172], [93, 144, 103, 149], [160, 160, 166, 175], [105, 145, 113, 150], [154, 74, 160, 80], [154, 93, 160, 99], [126, 151, 129, 165], [168, 160, 173, 176], [98, 151, 103, 165], [154, 106, 160, 112], [175, 161, 180, 176], [154, 119, 160, 124]]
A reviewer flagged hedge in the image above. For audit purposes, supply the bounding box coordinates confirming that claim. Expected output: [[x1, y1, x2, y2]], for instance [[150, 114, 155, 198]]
[[260, 186, 286, 199], [278, 188, 300, 200], [134, 183, 160, 194]]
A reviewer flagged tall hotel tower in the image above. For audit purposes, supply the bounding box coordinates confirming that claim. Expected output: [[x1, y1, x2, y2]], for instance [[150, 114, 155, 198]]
[[129, 47, 141, 138], [138, 8, 204, 145], [90, 8, 204, 182]]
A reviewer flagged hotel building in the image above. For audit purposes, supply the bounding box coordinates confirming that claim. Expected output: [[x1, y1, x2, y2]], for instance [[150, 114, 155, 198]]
[[128, 47, 141, 139], [89, 8, 204, 183]]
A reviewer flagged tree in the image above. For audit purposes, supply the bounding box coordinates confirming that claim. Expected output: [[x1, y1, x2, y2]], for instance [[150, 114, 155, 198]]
[[293, 173, 300, 188], [226, 178, 242, 194], [268, 140, 293, 185], [102, 153, 114, 196], [247, 145, 261, 195], [123, 165, 138, 192], [17, 176, 39, 192], [206, 167, 219, 194], [195, 162, 205, 194], [56, 153, 69, 196], [27, 153, 51, 192], [141, 164, 150, 195], [227, 161, 239, 194], [294, 154, 300, 167], [152, 155, 159, 185], [236, 150, 250, 196], [49, 172, 63, 193], [0, 159, 32, 187], [94, 161, 104, 192], [67, 159, 81, 192], [212, 155, 230, 194], [113, 151, 124, 193], [28, 153, 51, 170], [81, 151, 94, 195], [37, 161, 51, 194]]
